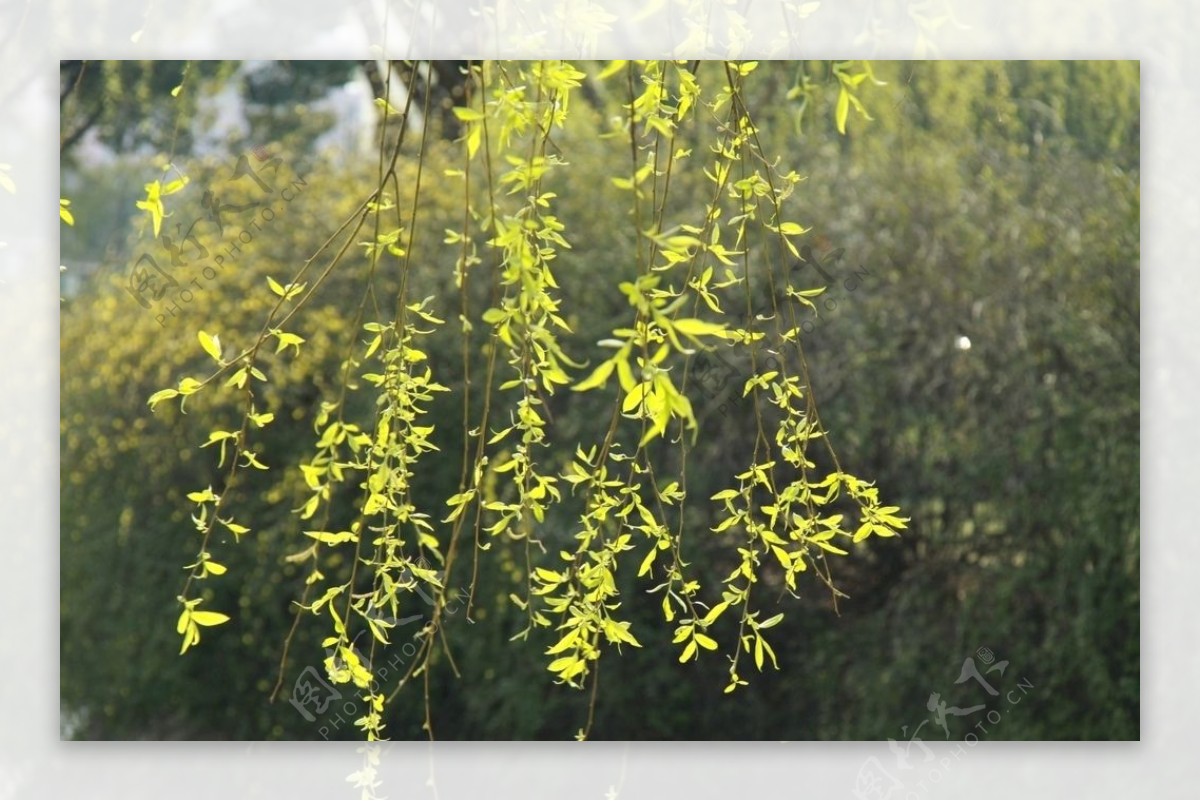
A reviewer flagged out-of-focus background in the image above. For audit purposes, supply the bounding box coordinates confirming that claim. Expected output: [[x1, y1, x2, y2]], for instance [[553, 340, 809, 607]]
[[59, 60, 1138, 740]]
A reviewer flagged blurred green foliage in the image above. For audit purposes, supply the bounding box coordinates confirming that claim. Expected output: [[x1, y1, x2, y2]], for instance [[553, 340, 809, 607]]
[[60, 60, 1137, 740]]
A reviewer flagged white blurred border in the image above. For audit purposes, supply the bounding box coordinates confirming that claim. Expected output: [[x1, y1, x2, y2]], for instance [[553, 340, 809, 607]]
[[5, 0, 1188, 797]]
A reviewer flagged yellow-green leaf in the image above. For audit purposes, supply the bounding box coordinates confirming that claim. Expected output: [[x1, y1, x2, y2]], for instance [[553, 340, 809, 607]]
[[190, 610, 230, 627], [136, 181, 166, 236], [305, 530, 357, 545], [836, 88, 850, 134], [701, 601, 729, 626], [147, 388, 179, 409], [177, 377, 203, 395], [198, 330, 222, 362], [162, 176, 189, 195], [673, 318, 727, 339], [573, 358, 615, 391], [596, 60, 627, 80], [374, 97, 400, 116]]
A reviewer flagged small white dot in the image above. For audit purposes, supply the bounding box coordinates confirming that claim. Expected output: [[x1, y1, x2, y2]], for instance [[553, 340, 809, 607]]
[[955, 335, 972, 351]]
